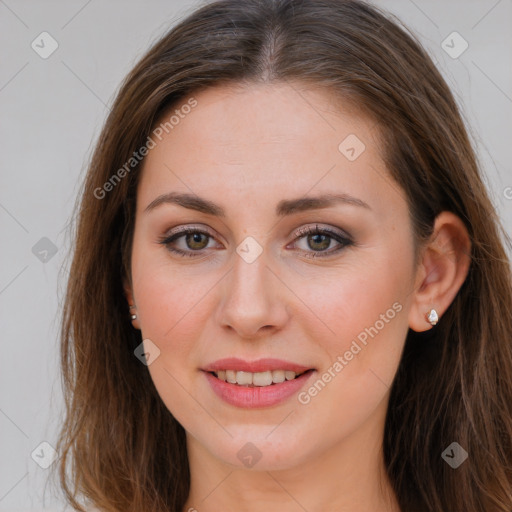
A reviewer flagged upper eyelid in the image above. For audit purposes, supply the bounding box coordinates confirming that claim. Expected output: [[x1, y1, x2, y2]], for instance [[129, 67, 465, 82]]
[[162, 223, 350, 240], [292, 224, 351, 239]]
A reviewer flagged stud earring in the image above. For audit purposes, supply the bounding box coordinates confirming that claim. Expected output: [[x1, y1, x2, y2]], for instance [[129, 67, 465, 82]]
[[427, 308, 439, 326], [129, 305, 137, 321]]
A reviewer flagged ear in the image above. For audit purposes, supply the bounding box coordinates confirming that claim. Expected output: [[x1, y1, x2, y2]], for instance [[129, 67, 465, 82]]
[[123, 276, 141, 330], [408, 211, 472, 332]]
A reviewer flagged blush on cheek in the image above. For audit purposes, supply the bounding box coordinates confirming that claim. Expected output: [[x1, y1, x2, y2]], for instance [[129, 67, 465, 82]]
[[322, 299, 406, 381]]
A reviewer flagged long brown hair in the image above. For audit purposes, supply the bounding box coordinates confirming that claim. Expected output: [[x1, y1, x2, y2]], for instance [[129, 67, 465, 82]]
[[52, 1, 512, 510]]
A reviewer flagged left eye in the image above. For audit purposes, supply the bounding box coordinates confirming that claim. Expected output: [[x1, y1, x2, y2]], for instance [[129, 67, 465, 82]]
[[158, 224, 353, 259], [288, 224, 353, 259]]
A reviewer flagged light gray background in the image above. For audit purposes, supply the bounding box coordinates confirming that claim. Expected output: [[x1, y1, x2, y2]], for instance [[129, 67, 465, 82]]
[[1, 1, 511, 511]]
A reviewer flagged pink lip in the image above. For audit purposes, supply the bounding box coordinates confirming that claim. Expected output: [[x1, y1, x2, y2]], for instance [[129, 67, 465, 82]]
[[202, 358, 315, 408], [203, 357, 312, 374]]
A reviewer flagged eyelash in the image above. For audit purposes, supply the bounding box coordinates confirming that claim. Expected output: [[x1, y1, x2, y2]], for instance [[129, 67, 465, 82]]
[[158, 224, 353, 259]]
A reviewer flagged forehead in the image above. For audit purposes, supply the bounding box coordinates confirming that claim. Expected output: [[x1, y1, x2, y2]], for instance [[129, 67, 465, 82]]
[[137, 82, 405, 221]]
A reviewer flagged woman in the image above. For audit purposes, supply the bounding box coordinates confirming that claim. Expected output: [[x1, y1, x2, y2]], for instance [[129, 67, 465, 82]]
[[53, 0, 512, 511]]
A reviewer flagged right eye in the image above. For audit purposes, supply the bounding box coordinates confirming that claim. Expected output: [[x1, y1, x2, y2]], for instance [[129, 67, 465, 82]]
[[158, 227, 221, 258]]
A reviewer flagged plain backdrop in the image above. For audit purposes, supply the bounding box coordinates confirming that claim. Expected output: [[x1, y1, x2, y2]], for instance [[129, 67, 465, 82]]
[[1, 0, 511, 510]]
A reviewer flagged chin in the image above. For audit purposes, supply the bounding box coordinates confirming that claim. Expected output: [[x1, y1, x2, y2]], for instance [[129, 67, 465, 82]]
[[198, 429, 314, 471]]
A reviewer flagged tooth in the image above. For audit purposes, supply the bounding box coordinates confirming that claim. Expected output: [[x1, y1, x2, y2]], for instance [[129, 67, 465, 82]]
[[220, 369, 301, 385], [226, 370, 237, 383], [272, 370, 286, 383], [253, 371, 273, 386], [236, 371, 253, 386]]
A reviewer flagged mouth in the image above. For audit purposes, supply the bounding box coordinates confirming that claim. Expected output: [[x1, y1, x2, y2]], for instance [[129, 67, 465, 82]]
[[201, 358, 316, 408], [208, 369, 313, 387]]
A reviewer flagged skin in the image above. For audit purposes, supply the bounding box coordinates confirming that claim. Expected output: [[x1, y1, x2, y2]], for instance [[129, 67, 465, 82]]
[[124, 82, 471, 512]]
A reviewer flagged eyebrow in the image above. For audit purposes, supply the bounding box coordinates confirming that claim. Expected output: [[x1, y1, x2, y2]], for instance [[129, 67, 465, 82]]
[[143, 192, 371, 217]]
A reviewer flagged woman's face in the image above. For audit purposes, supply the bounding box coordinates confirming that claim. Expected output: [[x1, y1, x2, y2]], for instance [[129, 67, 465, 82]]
[[129, 82, 420, 470]]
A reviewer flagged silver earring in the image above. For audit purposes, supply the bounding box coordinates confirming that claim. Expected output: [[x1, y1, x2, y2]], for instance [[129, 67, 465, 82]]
[[129, 305, 137, 321], [427, 308, 439, 326]]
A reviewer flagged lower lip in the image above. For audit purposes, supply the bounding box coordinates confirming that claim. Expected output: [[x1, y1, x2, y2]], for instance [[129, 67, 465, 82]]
[[203, 370, 315, 408]]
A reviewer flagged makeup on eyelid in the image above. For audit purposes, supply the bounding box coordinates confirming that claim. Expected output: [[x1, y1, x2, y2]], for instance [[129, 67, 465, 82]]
[[157, 223, 354, 259]]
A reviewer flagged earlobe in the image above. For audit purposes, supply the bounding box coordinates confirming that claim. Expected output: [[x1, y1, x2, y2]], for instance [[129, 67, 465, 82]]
[[408, 211, 472, 333], [123, 278, 141, 330]]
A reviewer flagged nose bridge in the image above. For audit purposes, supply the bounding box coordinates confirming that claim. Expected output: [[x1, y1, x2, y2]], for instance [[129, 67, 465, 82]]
[[217, 241, 287, 337]]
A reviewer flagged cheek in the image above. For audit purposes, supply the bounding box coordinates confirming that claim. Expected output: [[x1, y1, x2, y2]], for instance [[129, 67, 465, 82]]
[[294, 252, 410, 360], [131, 239, 216, 344], [131, 258, 214, 432], [292, 275, 409, 453], [293, 246, 411, 410]]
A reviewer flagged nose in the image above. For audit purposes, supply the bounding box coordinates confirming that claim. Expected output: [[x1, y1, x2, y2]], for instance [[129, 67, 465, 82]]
[[216, 249, 290, 339]]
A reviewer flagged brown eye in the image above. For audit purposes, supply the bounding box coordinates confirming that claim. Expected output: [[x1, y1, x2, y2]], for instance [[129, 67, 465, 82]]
[[305, 233, 331, 251], [159, 227, 218, 258], [291, 224, 353, 259], [184, 232, 209, 250]]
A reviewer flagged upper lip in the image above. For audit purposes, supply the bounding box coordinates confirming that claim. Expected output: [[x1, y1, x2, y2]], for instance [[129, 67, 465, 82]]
[[202, 357, 313, 373]]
